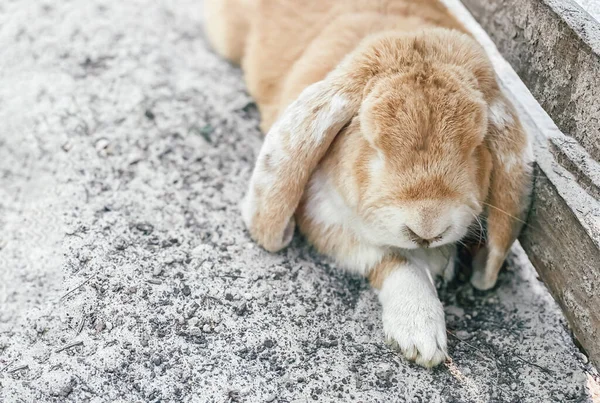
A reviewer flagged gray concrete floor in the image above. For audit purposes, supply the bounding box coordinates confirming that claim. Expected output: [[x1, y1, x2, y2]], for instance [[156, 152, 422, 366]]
[[0, 1, 598, 402], [576, 0, 600, 22]]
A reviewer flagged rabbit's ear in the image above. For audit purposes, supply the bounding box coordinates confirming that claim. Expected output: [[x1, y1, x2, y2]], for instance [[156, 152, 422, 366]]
[[241, 69, 364, 252], [471, 94, 533, 290]]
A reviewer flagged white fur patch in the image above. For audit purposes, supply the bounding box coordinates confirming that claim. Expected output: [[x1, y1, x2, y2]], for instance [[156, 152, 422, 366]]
[[240, 189, 256, 230], [278, 81, 350, 150], [406, 244, 457, 281], [488, 98, 514, 129], [498, 140, 534, 173], [488, 96, 534, 173], [379, 265, 448, 367], [369, 152, 385, 176], [305, 171, 352, 226], [498, 151, 522, 172], [304, 170, 385, 274], [312, 93, 349, 142], [336, 243, 386, 276]]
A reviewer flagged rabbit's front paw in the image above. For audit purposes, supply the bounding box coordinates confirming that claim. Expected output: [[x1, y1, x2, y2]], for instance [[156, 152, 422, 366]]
[[382, 299, 448, 368], [379, 267, 448, 368]]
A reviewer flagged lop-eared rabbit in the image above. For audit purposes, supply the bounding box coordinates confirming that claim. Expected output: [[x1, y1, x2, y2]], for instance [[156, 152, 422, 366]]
[[204, 0, 532, 367]]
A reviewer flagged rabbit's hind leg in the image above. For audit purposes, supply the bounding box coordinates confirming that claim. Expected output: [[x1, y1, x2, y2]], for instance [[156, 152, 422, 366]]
[[203, 0, 251, 64]]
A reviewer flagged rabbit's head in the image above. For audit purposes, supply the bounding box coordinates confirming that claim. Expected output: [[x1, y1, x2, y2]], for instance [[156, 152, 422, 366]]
[[349, 65, 493, 250]]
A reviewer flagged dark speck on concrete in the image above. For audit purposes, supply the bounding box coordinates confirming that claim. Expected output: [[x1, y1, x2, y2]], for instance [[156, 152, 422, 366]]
[[134, 222, 154, 235], [144, 109, 155, 120]]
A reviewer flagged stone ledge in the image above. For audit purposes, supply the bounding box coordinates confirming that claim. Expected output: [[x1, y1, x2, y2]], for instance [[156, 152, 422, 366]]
[[550, 136, 600, 201], [459, 0, 600, 161]]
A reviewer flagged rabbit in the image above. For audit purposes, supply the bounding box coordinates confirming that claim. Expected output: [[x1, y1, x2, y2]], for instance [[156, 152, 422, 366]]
[[204, 0, 533, 367]]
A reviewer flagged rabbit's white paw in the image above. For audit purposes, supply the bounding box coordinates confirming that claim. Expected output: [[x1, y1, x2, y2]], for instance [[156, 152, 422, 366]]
[[379, 268, 448, 368]]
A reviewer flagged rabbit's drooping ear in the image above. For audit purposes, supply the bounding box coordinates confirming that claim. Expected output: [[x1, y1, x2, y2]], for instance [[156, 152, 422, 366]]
[[471, 94, 533, 290], [241, 68, 364, 252]]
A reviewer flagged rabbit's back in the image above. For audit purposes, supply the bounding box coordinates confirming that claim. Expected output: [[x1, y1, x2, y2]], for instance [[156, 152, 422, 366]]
[[243, 0, 466, 131]]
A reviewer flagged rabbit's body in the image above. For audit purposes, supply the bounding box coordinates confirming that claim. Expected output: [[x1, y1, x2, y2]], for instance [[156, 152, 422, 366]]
[[205, 0, 533, 367]]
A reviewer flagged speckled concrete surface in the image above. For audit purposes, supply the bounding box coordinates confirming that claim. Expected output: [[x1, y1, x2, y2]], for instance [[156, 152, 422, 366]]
[[0, 1, 598, 402], [577, 0, 600, 22]]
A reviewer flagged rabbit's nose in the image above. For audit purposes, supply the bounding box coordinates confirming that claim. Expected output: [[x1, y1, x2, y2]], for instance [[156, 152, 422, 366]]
[[405, 226, 448, 248]]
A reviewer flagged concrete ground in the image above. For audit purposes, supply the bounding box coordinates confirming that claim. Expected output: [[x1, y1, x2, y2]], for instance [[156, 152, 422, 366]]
[[576, 0, 600, 22], [0, 0, 598, 402]]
